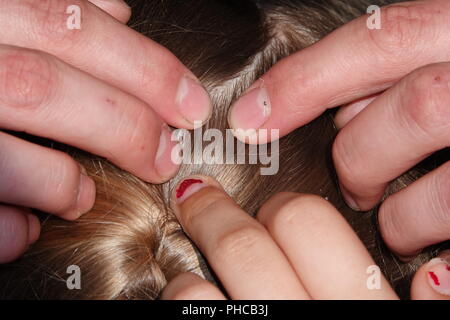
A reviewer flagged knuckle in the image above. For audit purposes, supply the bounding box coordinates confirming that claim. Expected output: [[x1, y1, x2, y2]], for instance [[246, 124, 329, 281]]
[[109, 102, 158, 166], [369, 4, 433, 58], [43, 152, 80, 213], [267, 194, 329, 231], [271, 64, 314, 113], [26, 0, 85, 49], [0, 49, 55, 109], [401, 64, 450, 136], [266, 194, 325, 230], [213, 223, 266, 260]]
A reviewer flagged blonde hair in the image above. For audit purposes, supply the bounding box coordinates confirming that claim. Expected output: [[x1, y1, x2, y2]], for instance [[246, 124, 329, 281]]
[[1, 0, 447, 299]]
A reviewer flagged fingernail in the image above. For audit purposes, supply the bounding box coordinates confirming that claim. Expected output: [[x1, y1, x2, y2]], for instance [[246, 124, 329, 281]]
[[174, 177, 208, 204], [65, 167, 96, 220], [98, 0, 131, 9], [228, 85, 271, 130], [155, 124, 180, 180], [26, 214, 40, 245], [339, 182, 360, 211], [426, 255, 450, 296], [176, 75, 211, 125]]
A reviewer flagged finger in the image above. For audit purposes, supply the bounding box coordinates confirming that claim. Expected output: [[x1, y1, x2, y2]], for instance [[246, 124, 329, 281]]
[[334, 94, 379, 129], [162, 272, 226, 300], [170, 175, 309, 299], [0, 131, 96, 220], [0, 205, 40, 263], [411, 251, 450, 300], [88, 0, 131, 23], [228, 0, 450, 143], [333, 63, 450, 211], [0, 45, 179, 183], [26, 213, 41, 245], [1, 0, 211, 129], [378, 161, 450, 259], [256, 192, 397, 299]]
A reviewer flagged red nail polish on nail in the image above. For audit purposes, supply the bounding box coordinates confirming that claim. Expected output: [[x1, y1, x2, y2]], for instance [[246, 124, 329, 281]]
[[429, 271, 440, 286], [176, 179, 203, 198]]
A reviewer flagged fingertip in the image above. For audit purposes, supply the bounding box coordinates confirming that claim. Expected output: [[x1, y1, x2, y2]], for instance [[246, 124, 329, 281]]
[[169, 175, 227, 226], [77, 173, 97, 216], [154, 124, 181, 182], [171, 175, 223, 206], [338, 182, 361, 211], [26, 213, 41, 245], [336, 179, 382, 212], [61, 170, 96, 221], [411, 252, 450, 300], [161, 272, 197, 300], [176, 75, 212, 127], [228, 85, 271, 132], [162, 272, 225, 300]]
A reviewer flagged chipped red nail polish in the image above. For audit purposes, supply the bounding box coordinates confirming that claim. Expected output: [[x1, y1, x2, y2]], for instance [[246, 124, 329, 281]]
[[429, 271, 440, 286], [427, 258, 450, 296], [176, 179, 203, 198]]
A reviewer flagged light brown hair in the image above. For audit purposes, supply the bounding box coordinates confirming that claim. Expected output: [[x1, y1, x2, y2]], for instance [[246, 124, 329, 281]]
[[1, 0, 448, 299]]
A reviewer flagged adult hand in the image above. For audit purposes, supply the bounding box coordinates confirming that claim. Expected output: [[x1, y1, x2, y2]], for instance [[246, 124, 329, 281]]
[[228, 0, 450, 259], [0, 0, 211, 263], [162, 175, 450, 300]]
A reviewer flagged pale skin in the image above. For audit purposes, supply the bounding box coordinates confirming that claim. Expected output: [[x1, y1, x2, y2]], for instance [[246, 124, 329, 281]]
[[163, 175, 450, 300], [1, 0, 449, 299]]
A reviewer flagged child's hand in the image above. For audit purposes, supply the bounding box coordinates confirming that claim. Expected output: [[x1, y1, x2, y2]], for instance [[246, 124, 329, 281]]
[[163, 175, 395, 299], [162, 175, 450, 300]]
